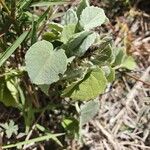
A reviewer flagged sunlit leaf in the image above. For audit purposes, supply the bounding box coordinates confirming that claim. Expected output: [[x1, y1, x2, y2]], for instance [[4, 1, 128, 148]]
[[25, 40, 68, 85], [79, 6, 107, 30], [62, 67, 107, 101]]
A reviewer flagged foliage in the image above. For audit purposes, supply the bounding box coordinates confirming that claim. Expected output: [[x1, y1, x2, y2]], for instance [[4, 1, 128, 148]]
[[25, 40, 68, 85], [0, 120, 18, 139], [25, 0, 136, 140], [25, 0, 135, 102], [0, 0, 136, 148]]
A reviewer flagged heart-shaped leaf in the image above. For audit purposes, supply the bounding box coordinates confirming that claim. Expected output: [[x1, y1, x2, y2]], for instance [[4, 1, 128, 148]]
[[25, 40, 68, 85], [80, 6, 107, 30], [62, 67, 107, 101]]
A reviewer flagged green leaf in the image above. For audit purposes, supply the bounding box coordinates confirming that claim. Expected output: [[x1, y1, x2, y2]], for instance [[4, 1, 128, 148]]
[[77, 32, 97, 56], [112, 48, 126, 67], [62, 9, 78, 25], [0, 77, 17, 107], [42, 32, 59, 42], [80, 99, 99, 127], [79, 6, 107, 30], [31, 1, 68, 7], [25, 40, 68, 85], [31, 7, 51, 44], [61, 24, 76, 44], [102, 66, 115, 82], [91, 44, 112, 65], [63, 67, 86, 82], [0, 31, 28, 67], [18, 0, 32, 11], [6, 78, 19, 101], [38, 84, 49, 96], [62, 67, 107, 101], [76, 0, 90, 18], [121, 56, 137, 70], [49, 22, 63, 32], [35, 124, 63, 147], [0, 120, 18, 139], [64, 31, 94, 57], [62, 118, 79, 137]]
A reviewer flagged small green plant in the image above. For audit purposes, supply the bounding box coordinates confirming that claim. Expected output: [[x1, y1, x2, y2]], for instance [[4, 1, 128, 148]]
[[25, 0, 135, 100], [0, 120, 18, 139], [0, 0, 137, 148], [25, 0, 136, 137]]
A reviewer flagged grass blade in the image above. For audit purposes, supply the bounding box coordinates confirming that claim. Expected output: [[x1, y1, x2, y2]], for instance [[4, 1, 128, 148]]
[[0, 31, 29, 67], [31, 1, 69, 7], [2, 133, 64, 149]]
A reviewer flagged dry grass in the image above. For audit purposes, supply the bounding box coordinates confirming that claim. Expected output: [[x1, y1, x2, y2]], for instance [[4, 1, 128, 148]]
[[82, 7, 150, 150]]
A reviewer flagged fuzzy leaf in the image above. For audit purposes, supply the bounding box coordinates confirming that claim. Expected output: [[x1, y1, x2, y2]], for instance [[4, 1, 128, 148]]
[[80, 6, 106, 30], [77, 32, 97, 56], [62, 67, 107, 101], [62, 9, 78, 25], [65, 31, 96, 57], [0, 120, 18, 139], [80, 99, 99, 127], [61, 24, 76, 44], [64, 31, 91, 56], [25, 40, 68, 85], [121, 56, 137, 70], [76, 0, 90, 18]]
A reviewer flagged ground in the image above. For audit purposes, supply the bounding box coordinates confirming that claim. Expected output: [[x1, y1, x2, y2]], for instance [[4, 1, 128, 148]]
[[0, 0, 150, 149]]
